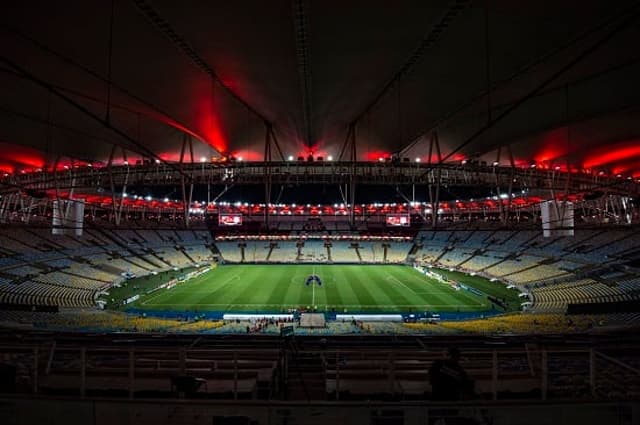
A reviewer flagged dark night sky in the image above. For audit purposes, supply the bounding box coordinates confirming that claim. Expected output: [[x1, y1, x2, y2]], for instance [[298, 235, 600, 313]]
[[0, 0, 639, 177]]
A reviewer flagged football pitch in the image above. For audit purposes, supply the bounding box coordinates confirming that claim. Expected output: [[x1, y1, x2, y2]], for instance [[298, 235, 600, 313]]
[[127, 264, 521, 314]]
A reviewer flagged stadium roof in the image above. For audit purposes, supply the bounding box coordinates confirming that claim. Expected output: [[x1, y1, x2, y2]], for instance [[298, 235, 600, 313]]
[[1, 0, 639, 176]]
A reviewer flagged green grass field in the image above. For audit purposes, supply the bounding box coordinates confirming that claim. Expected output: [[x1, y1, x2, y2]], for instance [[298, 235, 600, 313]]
[[123, 264, 521, 314]]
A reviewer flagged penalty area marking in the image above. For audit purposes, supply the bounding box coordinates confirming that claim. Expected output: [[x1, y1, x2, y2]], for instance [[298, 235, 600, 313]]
[[385, 274, 428, 295], [141, 273, 241, 306]]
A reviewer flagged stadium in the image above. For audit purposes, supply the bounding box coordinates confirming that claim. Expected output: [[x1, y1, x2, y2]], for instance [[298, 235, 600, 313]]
[[1, 1, 640, 424]]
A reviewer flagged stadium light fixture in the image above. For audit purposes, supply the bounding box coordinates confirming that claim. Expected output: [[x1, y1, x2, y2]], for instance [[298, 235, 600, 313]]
[[415, 157, 421, 163], [200, 156, 207, 163], [288, 155, 294, 161], [327, 155, 333, 161]]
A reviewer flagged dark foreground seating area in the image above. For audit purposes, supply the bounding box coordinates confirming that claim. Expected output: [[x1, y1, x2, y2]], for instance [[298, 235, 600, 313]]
[[1, 330, 639, 403]]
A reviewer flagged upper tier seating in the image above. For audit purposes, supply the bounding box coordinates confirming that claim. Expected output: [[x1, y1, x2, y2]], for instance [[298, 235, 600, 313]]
[[215, 242, 243, 262], [241, 241, 270, 262], [300, 241, 327, 262], [0, 226, 211, 308], [329, 243, 359, 262], [267, 242, 298, 262], [378, 242, 411, 263]]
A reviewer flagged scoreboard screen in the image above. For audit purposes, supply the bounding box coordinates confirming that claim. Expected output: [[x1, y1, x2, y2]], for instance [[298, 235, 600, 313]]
[[385, 214, 410, 227], [218, 213, 243, 226]]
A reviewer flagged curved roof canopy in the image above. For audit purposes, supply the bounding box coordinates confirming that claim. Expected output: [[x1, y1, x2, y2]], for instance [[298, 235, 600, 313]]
[[1, 0, 639, 176]]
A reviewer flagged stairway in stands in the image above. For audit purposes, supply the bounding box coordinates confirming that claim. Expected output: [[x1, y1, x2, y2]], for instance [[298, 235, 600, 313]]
[[434, 246, 451, 263], [266, 243, 275, 261], [179, 248, 196, 263], [286, 351, 326, 400], [354, 245, 363, 263]]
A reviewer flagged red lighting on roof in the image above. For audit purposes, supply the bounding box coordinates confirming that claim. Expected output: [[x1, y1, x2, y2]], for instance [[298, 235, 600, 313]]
[[195, 90, 227, 154], [364, 151, 391, 161], [583, 141, 640, 169]]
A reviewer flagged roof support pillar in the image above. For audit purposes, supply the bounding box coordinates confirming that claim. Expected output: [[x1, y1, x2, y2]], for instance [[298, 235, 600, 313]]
[[0, 196, 7, 223], [179, 135, 194, 228], [0, 193, 13, 223], [348, 123, 357, 229], [52, 156, 65, 229], [427, 132, 442, 228], [106, 145, 118, 225], [106, 145, 129, 227], [23, 195, 35, 224], [264, 123, 273, 230]]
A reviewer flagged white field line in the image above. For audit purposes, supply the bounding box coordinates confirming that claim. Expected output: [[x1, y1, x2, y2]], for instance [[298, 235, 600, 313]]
[[385, 274, 420, 294], [141, 273, 240, 306]]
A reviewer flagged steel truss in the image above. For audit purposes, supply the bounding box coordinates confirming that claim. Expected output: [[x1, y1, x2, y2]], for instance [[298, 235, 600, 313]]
[[5, 162, 638, 196], [0, 191, 637, 227]]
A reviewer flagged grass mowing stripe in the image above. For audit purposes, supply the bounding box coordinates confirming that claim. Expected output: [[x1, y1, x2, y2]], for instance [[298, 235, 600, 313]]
[[332, 268, 360, 310], [398, 272, 459, 308], [364, 269, 400, 308], [124, 264, 518, 313], [291, 265, 312, 308], [324, 267, 342, 309], [405, 268, 487, 308], [376, 272, 416, 307], [264, 267, 291, 307], [344, 267, 381, 307]]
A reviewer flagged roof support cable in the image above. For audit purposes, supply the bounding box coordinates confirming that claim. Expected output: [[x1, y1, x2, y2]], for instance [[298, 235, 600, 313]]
[[418, 5, 640, 178], [292, 0, 314, 147], [484, 0, 492, 124], [132, 0, 272, 128], [399, 1, 640, 157], [349, 0, 472, 128], [0, 24, 215, 151], [105, 0, 116, 125], [0, 55, 194, 183]]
